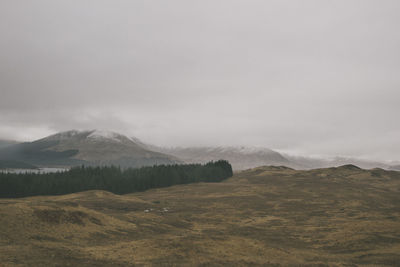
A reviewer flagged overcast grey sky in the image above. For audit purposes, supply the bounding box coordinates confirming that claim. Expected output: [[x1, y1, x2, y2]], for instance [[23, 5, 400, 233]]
[[0, 0, 399, 161]]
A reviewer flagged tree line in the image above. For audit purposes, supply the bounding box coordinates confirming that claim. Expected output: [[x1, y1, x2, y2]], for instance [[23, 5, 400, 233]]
[[0, 160, 233, 198]]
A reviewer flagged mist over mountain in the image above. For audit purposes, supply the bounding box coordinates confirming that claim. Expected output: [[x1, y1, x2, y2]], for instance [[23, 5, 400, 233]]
[[142, 140, 397, 171], [150, 146, 290, 171], [0, 130, 180, 169], [158, 147, 398, 171], [142, 144, 293, 170]]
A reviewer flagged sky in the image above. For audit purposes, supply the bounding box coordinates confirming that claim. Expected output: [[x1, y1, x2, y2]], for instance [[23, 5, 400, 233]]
[[0, 0, 399, 161]]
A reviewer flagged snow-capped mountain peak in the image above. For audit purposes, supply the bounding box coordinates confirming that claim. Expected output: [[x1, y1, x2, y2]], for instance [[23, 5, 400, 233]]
[[87, 130, 125, 143]]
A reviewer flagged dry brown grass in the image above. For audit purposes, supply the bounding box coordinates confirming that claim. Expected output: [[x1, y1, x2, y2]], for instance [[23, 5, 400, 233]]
[[1, 165, 400, 266]]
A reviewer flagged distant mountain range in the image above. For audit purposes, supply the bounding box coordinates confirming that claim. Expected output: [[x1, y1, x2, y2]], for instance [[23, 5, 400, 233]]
[[0, 130, 398, 171], [282, 154, 396, 170], [150, 146, 290, 171], [389, 165, 400, 171], [149, 146, 397, 171]]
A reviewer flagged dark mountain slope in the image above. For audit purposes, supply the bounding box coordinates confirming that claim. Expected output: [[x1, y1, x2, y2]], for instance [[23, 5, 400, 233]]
[[0, 140, 19, 149]]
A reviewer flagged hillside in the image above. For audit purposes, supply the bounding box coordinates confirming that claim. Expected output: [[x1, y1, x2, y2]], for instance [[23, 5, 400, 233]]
[[1, 165, 399, 265], [0, 139, 18, 149], [0, 130, 180, 168], [0, 160, 38, 170]]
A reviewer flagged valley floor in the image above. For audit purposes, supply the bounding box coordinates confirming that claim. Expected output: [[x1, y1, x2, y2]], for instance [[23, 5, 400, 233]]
[[1, 166, 400, 266]]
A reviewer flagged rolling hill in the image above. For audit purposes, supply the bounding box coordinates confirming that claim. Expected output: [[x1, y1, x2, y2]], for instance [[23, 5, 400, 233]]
[[0, 165, 399, 265], [0, 130, 180, 168]]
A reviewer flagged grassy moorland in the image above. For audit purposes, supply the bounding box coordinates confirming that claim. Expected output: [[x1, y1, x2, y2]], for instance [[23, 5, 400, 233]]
[[0, 165, 399, 266]]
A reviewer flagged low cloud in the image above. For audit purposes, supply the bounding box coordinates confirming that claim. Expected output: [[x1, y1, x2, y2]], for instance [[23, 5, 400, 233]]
[[1, 0, 399, 161]]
